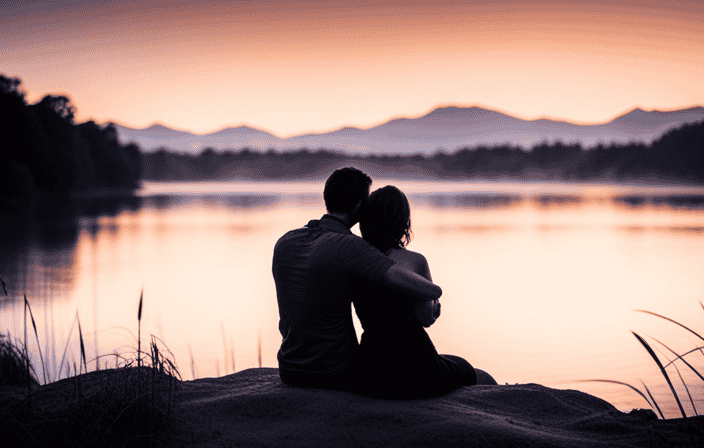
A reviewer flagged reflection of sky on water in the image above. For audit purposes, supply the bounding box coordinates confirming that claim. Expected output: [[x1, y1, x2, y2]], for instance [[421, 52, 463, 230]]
[[136, 179, 704, 211], [410, 193, 520, 209], [413, 193, 704, 210], [619, 225, 704, 234], [4, 187, 702, 267], [4, 187, 702, 299], [2, 181, 704, 418], [431, 224, 512, 233], [141, 194, 282, 211], [534, 195, 582, 206], [615, 195, 704, 209], [1, 195, 145, 301]]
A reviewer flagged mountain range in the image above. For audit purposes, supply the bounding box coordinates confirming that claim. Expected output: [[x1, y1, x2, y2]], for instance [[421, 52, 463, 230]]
[[114, 106, 704, 155]]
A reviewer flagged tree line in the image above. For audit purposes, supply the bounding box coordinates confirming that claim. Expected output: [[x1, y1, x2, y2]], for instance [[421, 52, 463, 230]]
[[2, 72, 702, 198], [142, 120, 704, 183], [1, 75, 141, 198]]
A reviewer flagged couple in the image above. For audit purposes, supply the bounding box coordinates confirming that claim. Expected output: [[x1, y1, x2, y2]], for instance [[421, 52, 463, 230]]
[[272, 167, 496, 399]]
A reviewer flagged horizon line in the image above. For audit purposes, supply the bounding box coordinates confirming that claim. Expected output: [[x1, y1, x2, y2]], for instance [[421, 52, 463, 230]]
[[106, 103, 704, 139]]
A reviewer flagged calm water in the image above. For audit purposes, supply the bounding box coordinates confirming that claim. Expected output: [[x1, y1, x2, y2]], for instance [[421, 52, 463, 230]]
[[2, 179, 704, 417]]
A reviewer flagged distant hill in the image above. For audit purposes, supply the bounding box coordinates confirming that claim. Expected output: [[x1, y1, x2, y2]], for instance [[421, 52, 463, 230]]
[[115, 106, 704, 155], [140, 120, 704, 183], [113, 123, 280, 152]]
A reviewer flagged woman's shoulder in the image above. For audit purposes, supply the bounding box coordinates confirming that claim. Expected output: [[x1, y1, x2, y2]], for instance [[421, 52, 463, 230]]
[[392, 248, 427, 262], [386, 248, 429, 275]]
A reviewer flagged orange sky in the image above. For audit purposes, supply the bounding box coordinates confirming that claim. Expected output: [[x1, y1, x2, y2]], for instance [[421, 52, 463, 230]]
[[2, 0, 702, 137]]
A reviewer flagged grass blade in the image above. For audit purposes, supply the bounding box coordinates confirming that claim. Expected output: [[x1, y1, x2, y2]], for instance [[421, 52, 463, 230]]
[[221, 322, 228, 375], [77, 315, 88, 374], [230, 336, 235, 374], [188, 344, 196, 380], [138, 288, 143, 322], [635, 310, 704, 343], [25, 295, 47, 384], [640, 380, 665, 420], [632, 331, 687, 419], [258, 330, 262, 368], [57, 312, 79, 379], [578, 379, 654, 411], [663, 346, 704, 368], [24, 293, 29, 392], [0, 332, 38, 388], [138, 288, 143, 370], [651, 337, 704, 383], [672, 362, 698, 416]]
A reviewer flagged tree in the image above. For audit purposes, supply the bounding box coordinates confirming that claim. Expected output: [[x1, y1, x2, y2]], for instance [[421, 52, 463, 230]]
[[36, 95, 75, 123]]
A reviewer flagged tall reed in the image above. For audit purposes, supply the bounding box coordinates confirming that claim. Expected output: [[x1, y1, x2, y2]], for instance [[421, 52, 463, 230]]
[[586, 303, 704, 420], [0, 332, 38, 388], [0, 286, 181, 447]]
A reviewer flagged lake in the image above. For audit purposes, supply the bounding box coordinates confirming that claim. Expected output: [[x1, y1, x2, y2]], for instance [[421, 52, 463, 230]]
[[2, 179, 704, 418]]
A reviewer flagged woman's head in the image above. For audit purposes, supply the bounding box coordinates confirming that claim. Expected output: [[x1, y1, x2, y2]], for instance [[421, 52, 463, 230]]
[[360, 185, 412, 252]]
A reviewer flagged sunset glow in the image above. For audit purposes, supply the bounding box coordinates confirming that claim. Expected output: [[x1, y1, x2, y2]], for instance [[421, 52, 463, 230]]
[[2, 0, 702, 136]]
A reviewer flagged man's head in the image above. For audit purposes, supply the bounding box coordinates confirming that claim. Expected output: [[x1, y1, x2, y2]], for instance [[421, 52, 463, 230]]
[[323, 167, 372, 217]]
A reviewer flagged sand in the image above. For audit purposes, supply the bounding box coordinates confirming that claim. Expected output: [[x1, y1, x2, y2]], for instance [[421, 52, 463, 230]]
[[3, 367, 702, 447]]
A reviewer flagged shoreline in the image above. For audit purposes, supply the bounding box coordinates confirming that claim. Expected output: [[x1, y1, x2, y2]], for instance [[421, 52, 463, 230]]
[[3, 367, 702, 447]]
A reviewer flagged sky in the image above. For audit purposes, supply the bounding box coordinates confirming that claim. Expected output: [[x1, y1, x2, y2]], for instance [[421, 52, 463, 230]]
[[1, 0, 703, 137]]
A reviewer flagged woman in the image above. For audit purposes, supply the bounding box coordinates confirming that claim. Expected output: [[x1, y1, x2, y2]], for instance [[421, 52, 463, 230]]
[[352, 185, 496, 399]]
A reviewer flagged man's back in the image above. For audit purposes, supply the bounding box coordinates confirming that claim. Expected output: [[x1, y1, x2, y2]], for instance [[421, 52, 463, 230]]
[[272, 215, 395, 377]]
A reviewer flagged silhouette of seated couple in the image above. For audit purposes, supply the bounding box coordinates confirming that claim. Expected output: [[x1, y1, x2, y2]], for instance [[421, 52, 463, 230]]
[[273, 167, 497, 399]]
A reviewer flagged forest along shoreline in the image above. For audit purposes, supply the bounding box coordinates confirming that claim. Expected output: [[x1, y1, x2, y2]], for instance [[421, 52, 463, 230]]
[[3, 74, 704, 209]]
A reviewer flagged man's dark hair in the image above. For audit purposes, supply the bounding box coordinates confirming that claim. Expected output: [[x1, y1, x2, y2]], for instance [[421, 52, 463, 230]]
[[360, 185, 412, 253], [323, 167, 372, 214]]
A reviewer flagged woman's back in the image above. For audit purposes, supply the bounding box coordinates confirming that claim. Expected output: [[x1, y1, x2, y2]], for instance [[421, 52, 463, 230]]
[[352, 248, 445, 398], [353, 185, 482, 398], [354, 247, 434, 339]]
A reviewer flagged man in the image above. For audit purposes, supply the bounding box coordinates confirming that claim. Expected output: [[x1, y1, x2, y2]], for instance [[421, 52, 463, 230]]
[[272, 167, 442, 390]]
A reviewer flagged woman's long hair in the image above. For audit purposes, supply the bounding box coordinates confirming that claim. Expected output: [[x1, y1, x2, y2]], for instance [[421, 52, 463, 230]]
[[360, 185, 412, 253]]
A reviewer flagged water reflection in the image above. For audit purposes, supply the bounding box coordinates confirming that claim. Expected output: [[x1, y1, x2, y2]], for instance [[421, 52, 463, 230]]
[[210, 194, 280, 209], [411, 193, 520, 209], [2, 181, 704, 419], [615, 196, 647, 207], [534, 195, 582, 206], [144, 194, 173, 210], [614, 195, 704, 209], [0, 194, 141, 300], [292, 193, 321, 207], [433, 224, 512, 233], [619, 225, 704, 234], [141, 194, 281, 211], [653, 195, 704, 208], [228, 224, 261, 234], [535, 224, 574, 232]]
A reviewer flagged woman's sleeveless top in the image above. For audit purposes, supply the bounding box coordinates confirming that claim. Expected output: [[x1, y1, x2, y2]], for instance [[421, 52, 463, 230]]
[[352, 280, 444, 398]]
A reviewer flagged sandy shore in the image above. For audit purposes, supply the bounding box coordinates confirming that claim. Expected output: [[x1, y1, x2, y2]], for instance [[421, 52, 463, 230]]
[[3, 367, 703, 447]]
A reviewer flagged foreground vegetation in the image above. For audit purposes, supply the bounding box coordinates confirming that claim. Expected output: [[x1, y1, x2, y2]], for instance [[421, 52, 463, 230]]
[[585, 303, 704, 421], [0, 286, 180, 447]]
